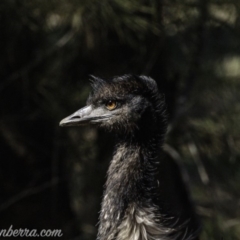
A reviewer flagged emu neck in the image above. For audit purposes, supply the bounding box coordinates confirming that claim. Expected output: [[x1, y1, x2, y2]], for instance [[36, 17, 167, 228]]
[[98, 120, 163, 240]]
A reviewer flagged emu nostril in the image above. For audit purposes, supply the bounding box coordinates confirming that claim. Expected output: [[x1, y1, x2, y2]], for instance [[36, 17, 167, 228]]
[[71, 116, 81, 120]]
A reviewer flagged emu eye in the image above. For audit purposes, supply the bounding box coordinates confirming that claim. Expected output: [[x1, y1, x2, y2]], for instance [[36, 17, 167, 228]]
[[106, 100, 117, 110]]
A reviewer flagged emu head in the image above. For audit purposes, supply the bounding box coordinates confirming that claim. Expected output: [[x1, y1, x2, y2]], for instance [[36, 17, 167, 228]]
[[60, 75, 166, 135]]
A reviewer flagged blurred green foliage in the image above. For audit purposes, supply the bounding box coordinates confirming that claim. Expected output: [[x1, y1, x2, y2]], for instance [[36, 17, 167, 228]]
[[0, 0, 240, 239]]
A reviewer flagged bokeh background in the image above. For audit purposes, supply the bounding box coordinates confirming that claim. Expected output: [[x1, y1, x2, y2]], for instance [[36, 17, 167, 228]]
[[1, 0, 240, 239]]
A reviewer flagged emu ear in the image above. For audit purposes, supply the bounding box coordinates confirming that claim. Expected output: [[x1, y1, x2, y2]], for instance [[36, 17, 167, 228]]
[[89, 75, 106, 92]]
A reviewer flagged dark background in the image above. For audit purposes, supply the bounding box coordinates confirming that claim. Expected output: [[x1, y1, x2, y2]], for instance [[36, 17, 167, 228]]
[[0, 0, 240, 239]]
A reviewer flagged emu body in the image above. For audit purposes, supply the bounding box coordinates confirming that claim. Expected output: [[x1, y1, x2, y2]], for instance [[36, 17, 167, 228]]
[[60, 75, 200, 240]]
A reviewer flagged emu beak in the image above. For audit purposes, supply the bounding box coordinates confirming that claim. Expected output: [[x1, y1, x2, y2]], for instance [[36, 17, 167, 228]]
[[59, 105, 111, 127], [59, 106, 93, 127]]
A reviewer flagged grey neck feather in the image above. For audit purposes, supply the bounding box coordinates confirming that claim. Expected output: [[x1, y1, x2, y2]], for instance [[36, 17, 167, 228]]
[[97, 132, 166, 240]]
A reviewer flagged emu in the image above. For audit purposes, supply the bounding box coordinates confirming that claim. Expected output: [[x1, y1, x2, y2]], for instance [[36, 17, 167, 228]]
[[60, 75, 200, 240]]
